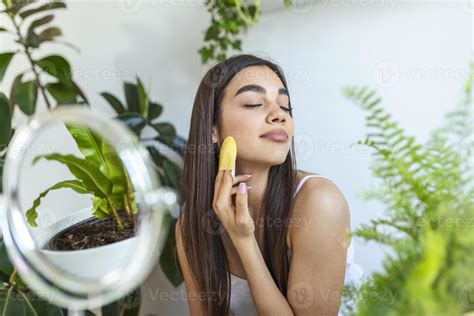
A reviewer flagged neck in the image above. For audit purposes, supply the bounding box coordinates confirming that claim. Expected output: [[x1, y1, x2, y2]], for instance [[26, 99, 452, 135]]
[[235, 159, 270, 222]]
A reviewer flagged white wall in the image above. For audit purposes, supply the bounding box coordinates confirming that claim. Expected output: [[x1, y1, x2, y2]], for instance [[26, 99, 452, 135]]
[[1, 0, 472, 315]]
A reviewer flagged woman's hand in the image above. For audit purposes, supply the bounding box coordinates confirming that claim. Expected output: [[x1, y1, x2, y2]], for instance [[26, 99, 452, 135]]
[[212, 170, 255, 243]]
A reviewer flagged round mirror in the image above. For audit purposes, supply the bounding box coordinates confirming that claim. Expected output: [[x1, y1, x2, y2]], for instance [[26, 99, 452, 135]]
[[0, 106, 177, 314]]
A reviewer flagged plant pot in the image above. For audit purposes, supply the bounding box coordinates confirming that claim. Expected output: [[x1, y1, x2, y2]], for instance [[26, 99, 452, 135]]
[[34, 207, 139, 280]]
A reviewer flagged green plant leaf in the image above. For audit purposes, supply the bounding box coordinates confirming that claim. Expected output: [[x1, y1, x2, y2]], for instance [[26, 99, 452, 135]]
[[152, 122, 176, 143], [100, 92, 126, 114], [46, 81, 76, 104], [148, 101, 163, 121], [0, 52, 14, 83], [15, 79, 37, 115], [92, 196, 111, 218], [65, 124, 111, 176], [21, 291, 64, 316], [24, 30, 40, 48], [27, 14, 54, 34], [0, 93, 11, 151], [38, 26, 62, 43], [32, 153, 112, 199], [163, 159, 182, 190], [36, 55, 71, 81], [116, 113, 146, 136], [9, 72, 23, 113], [25, 180, 90, 227], [136, 77, 148, 120], [71, 81, 89, 104], [159, 213, 183, 287], [0, 288, 26, 315], [0, 239, 14, 276], [100, 139, 127, 195], [19, 1, 66, 19], [124, 82, 139, 113], [101, 287, 141, 316]]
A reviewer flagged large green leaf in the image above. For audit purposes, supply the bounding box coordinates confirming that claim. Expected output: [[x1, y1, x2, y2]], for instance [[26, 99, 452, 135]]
[[0, 288, 26, 315], [27, 14, 54, 35], [19, 290, 64, 316], [65, 124, 111, 176], [38, 27, 62, 43], [36, 55, 71, 81], [148, 101, 163, 121], [159, 213, 183, 287], [0, 239, 14, 276], [92, 196, 112, 218], [100, 138, 127, 195], [124, 82, 139, 113], [25, 180, 90, 227], [32, 154, 112, 198], [24, 31, 40, 48], [0, 52, 14, 83], [152, 122, 176, 143], [136, 77, 148, 120], [100, 92, 126, 114], [65, 124, 127, 195], [0, 93, 11, 151], [15, 79, 37, 115], [19, 1, 66, 19], [46, 81, 76, 104]]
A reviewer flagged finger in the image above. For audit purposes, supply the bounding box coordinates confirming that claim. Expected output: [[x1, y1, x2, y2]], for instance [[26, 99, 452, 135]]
[[216, 170, 233, 208], [232, 174, 252, 186], [213, 169, 224, 206], [235, 182, 250, 223], [230, 184, 253, 195]]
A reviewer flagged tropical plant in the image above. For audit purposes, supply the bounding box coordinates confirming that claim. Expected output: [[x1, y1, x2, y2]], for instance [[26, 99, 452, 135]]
[[340, 63, 474, 315], [100, 78, 186, 286], [25, 123, 138, 230]]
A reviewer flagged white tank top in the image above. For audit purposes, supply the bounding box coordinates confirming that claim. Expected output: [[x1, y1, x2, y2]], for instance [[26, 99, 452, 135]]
[[228, 174, 363, 316]]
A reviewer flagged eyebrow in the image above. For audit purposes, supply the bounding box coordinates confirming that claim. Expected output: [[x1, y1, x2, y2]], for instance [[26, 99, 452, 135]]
[[234, 84, 289, 98]]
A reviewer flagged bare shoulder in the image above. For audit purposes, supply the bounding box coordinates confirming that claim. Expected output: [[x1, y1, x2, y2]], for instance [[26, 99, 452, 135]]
[[290, 172, 351, 250]]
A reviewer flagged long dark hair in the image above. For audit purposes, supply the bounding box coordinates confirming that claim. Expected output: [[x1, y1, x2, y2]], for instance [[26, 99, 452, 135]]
[[178, 53, 298, 315]]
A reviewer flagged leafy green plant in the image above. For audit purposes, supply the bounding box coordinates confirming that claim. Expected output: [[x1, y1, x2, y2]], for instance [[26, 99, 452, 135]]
[[340, 63, 474, 315], [100, 78, 186, 286], [200, 0, 293, 64], [25, 123, 138, 229]]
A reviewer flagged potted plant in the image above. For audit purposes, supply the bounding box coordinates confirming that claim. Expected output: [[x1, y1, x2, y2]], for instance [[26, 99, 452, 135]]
[[25, 122, 140, 279], [340, 63, 474, 315]]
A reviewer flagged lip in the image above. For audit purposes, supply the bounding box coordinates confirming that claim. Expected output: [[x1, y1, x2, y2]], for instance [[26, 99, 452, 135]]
[[259, 128, 289, 142]]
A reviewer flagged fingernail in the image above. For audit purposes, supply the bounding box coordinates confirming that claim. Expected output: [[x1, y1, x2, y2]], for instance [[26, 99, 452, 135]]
[[239, 182, 246, 194], [247, 186, 253, 190], [244, 174, 253, 177]]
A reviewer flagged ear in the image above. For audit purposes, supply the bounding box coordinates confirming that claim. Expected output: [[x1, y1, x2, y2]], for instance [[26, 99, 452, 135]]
[[212, 125, 219, 144]]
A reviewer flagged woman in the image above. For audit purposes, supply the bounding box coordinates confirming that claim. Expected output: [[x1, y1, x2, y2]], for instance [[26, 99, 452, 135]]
[[176, 54, 355, 315]]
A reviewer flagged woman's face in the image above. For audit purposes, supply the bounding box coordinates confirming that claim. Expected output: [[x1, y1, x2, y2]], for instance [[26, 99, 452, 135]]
[[213, 65, 294, 166]]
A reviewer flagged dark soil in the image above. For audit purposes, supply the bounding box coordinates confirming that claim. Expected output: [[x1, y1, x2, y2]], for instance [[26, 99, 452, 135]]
[[45, 210, 137, 251]]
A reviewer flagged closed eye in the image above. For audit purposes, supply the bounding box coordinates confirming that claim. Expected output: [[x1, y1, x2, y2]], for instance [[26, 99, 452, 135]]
[[244, 104, 292, 113]]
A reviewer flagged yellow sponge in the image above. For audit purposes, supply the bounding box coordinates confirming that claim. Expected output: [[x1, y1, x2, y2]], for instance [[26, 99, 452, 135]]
[[218, 136, 237, 171]]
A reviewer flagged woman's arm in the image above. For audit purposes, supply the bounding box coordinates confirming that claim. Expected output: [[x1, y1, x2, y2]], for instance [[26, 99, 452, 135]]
[[287, 177, 351, 315], [175, 215, 206, 316], [234, 237, 296, 315], [235, 177, 350, 316]]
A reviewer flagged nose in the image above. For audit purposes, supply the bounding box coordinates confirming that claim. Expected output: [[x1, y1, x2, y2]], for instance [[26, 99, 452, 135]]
[[266, 102, 287, 124]]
